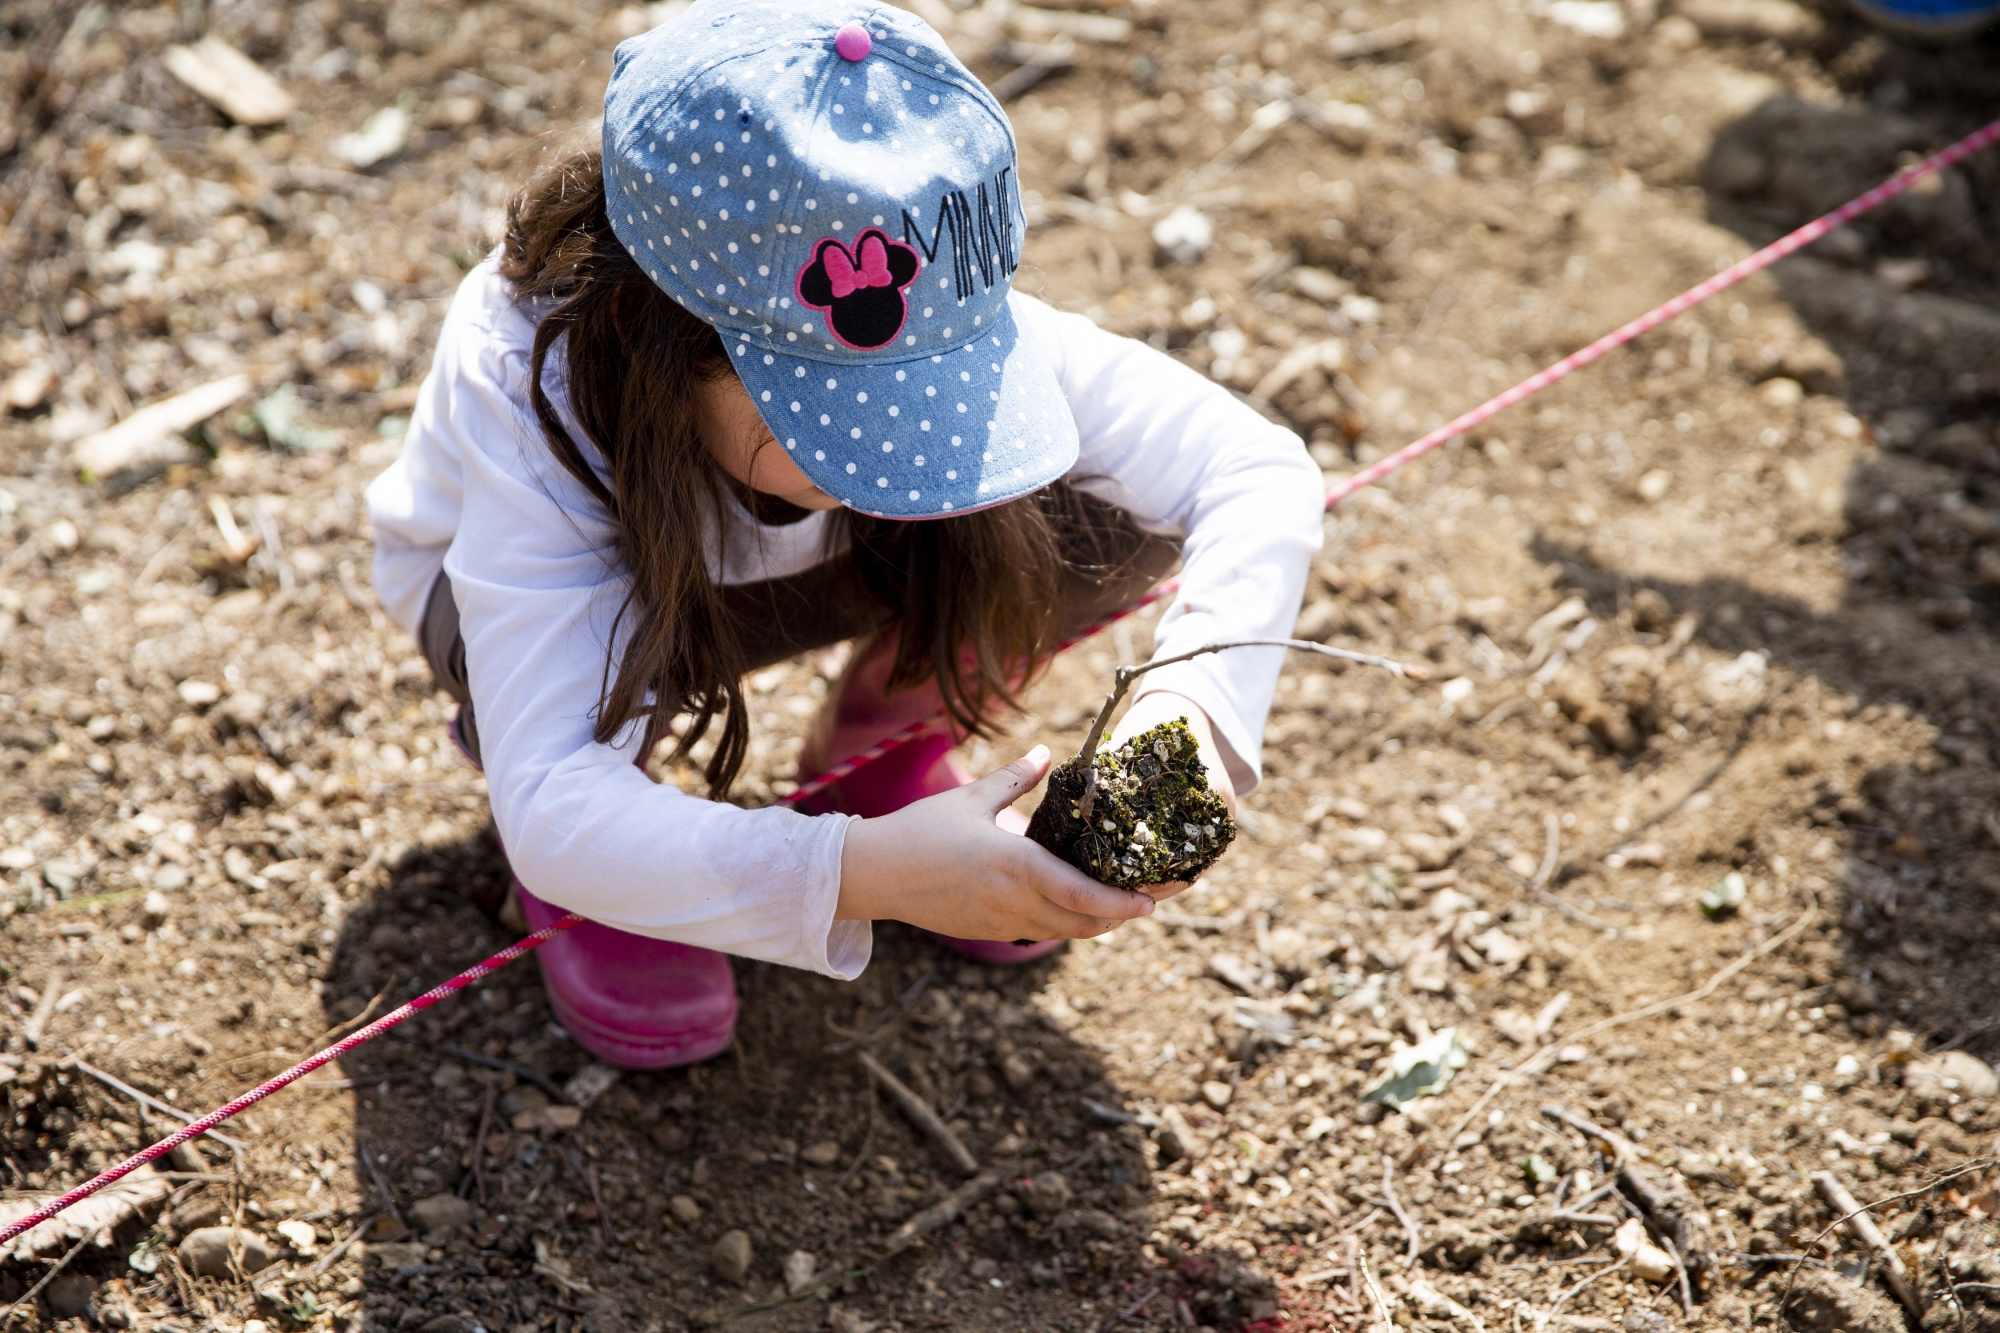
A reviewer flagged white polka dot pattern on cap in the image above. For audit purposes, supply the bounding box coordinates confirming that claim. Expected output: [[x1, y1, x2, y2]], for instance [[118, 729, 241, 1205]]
[[599, 0, 1068, 517]]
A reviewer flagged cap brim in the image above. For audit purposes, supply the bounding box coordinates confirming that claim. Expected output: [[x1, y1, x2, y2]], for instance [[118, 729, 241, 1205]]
[[728, 300, 1078, 519]]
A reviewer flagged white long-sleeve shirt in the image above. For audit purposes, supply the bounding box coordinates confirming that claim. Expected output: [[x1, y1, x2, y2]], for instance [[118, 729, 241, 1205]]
[[365, 255, 1323, 979]]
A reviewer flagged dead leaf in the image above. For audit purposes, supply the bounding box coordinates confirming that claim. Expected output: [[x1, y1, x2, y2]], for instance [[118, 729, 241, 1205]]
[[0, 1172, 173, 1261]]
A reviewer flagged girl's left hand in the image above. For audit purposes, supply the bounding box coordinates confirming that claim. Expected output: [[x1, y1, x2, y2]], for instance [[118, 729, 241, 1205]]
[[1105, 690, 1236, 904]]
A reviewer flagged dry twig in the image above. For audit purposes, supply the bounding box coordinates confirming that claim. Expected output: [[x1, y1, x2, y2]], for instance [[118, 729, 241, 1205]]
[[0, 1233, 89, 1327], [1381, 1156, 1421, 1267], [1811, 1171, 1922, 1320], [307, 1213, 378, 1279], [857, 1052, 978, 1177], [879, 1168, 1004, 1257]]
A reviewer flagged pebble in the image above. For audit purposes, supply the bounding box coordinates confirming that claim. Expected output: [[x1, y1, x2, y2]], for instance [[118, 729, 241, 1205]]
[[712, 1229, 753, 1285], [409, 1193, 475, 1233], [1017, 1171, 1071, 1217], [562, 1062, 622, 1108], [782, 1249, 818, 1295], [669, 1195, 702, 1224], [1904, 1050, 1999, 1100], [178, 1226, 272, 1277], [366, 922, 411, 959], [140, 890, 170, 929], [45, 1273, 95, 1319], [1614, 1217, 1675, 1282], [275, 1219, 319, 1254], [1201, 1080, 1233, 1109], [800, 1140, 841, 1167], [1000, 1050, 1038, 1092], [1151, 205, 1212, 264]]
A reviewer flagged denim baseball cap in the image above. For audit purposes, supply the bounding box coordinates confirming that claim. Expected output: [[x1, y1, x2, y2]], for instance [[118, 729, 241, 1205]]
[[602, 0, 1079, 518]]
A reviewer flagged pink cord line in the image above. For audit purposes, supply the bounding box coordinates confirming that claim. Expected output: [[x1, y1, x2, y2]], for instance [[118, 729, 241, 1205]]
[[9, 114, 1997, 1254], [1323, 115, 2000, 509]]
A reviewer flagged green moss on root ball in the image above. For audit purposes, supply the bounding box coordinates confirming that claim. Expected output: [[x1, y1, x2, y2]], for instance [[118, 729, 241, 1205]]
[[1025, 719, 1237, 889]]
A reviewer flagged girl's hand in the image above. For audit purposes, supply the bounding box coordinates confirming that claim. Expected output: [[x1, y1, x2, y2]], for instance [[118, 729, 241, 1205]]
[[836, 746, 1158, 941], [1105, 691, 1237, 904]]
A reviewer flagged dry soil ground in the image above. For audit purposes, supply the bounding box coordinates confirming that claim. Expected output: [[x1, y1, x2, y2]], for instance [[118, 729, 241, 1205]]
[[3, 1, 2000, 1332]]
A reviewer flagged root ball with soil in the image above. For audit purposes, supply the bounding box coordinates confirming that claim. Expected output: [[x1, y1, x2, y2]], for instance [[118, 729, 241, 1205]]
[[1026, 637, 1423, 888]]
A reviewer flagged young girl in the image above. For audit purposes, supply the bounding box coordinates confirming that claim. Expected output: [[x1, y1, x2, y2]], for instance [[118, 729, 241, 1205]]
[[365, 0, 1324, 1070]]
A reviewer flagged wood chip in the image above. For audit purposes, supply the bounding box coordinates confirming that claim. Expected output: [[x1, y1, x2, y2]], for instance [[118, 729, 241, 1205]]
[[161, 39, 296, 127], [71, 375, 252, 479]]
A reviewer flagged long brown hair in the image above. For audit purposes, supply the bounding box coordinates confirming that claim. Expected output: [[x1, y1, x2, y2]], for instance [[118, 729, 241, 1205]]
[[500, 148, 1115, 796]]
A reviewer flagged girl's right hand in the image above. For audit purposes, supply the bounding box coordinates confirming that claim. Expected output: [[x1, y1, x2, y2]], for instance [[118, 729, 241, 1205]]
[[835, 745, 1158, 941]]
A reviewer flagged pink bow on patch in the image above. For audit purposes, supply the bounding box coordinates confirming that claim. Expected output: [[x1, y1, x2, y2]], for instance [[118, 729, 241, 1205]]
[[825, 234, 895, 298]]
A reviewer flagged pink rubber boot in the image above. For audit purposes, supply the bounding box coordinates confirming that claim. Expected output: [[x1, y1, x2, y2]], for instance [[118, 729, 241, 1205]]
[[797, 634, 1062, 965], [449, 706, 740, 1068], [517, 880, 739, 1069]]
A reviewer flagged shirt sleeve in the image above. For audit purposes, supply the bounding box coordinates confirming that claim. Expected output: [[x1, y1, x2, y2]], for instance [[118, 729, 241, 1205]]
[[383, 265, 870, 979], [1012, 293, 1325, 794]]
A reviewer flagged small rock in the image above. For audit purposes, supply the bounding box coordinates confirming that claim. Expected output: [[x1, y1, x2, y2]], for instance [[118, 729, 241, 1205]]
[[366, 922, 411, 958], [1152, 205, 1212, 264], [712, 1229, 753, 1285], [999, 1050, 1038, 1092], [1200, 1080, 1233, 1110], [1614, 1217, 1675, 1282], [498, 1085, 549, 1118], [338, 106, 412, 169], [1017, 1171, 1071, 1217], [175, 679, 222, 707], [511, 1104, 582, 1132], [141, 890, 171, 929], [782, 1249, 818, 1294], [669, 1195, 702, 1224], [45, 1273, 95, 1319], [828, 1309, 873, 1333], [275, 1219, 319, 1254], [562, 1062, 622, 1108], [430, 1062, 465, 1090], [1757, 377, 1805, 408], [1155, 1105, 1200, 1163], [409, 1193, 475, 1234], [800, 1140, 841, 1167], [1635, 468, 1673, 502], [1676, 0, 1822, 44], [1787, 1269, 1904, 1333], [178, 1226, 272, 1278], [1904, 1050, 1999, 1100], [1070, 1208, 1123, 1239], [415, 1318, 478, 1333]]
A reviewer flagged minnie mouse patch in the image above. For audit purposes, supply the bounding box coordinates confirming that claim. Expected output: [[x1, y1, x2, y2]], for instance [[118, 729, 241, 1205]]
[[795, 229, 921, 350]]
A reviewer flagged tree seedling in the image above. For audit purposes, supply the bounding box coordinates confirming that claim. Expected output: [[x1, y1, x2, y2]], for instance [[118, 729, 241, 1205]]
[[1026, 637, 1424, 889]]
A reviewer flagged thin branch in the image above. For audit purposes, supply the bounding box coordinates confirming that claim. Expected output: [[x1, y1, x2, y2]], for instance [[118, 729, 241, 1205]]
[[358, 1145, 403, 1228], [0, 1232, 90, 1327], [1780, 1156, 1997, 1317], [857, 1052, 979, 1177], [1382, 1155, 1421, 1267], [1811, 1171, 1922, 1320], [1541, 1253, 1631, 1330], [1521, 815, 1618, 930], [69, 1058, 249, 1156], [1074, 637, 1425, 768], [307, 1213, 379, 1279]]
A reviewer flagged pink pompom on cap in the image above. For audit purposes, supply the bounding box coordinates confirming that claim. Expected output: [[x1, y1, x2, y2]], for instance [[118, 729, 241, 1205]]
[[833, 21, 872, 61]]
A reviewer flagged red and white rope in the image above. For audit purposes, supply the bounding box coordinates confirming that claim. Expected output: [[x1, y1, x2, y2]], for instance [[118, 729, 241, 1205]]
[[7, 113, 1996, 1253]]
